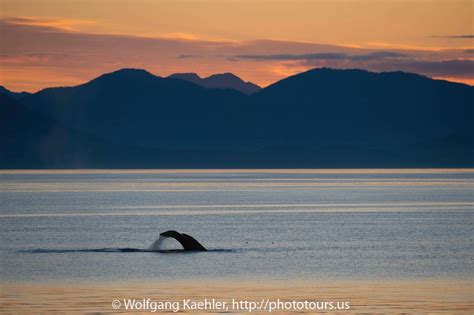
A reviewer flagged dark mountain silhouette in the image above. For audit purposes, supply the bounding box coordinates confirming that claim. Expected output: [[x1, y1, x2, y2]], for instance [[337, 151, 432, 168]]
[[0, 92, 193, 168], [169, 72, 261, 94], [21, 69, 247, 150], [246, 68, 473, 166], [251, 69, 472, 143], [0, 85, 31, 100], [0, 93, 98, 167], [3, 67, 473, 168]]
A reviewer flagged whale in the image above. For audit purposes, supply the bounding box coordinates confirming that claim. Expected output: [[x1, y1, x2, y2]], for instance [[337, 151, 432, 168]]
[[148, 230, 207, 252]]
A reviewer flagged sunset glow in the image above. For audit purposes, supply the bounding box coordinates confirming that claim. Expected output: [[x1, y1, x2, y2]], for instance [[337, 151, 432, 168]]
[[1, 0, 473, 91]]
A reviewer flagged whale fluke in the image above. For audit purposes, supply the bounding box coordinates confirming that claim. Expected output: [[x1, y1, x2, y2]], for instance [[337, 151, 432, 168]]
[[180, 233, 207, 251], [153, 230, 207, 251]]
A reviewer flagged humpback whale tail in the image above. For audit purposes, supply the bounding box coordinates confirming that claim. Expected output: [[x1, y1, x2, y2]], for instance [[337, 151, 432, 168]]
[[149, 230, 207, 252]]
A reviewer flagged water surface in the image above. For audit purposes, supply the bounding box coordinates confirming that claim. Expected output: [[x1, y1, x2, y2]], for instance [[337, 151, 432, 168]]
[[0, 169, 472, 282]]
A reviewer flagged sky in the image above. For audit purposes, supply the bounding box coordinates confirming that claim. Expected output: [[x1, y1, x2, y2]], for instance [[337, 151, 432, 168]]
[[0, 0, 473, 92]]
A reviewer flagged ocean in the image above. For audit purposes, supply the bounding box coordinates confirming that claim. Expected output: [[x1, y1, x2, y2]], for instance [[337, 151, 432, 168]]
[[0, 169, 472, 282]]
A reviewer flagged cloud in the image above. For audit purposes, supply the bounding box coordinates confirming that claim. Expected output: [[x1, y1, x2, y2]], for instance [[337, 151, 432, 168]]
[[177, 54, 201, 59], [241, 51, 473, 82], [236, 51, 409, 61], [298, 58, 474, 79], [0, 17, 472, 91], [3, 16, 97, 32], [385, 59, 474, 78], [161, 32, 201, 41], [349, 51, 409, 61], [431, 34, 474, 39], [236, 52, 347, 61]]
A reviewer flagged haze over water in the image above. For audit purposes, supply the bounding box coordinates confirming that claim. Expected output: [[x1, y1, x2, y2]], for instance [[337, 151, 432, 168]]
[[0, 169, 473, 282]]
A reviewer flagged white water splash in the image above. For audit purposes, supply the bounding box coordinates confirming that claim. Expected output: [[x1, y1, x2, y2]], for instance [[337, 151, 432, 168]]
[[148, 236, 165, 251], [148, 236, 183, 251]]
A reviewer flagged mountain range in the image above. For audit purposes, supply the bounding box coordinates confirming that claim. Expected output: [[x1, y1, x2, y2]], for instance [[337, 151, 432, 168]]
[[1, 68, 472, 168], [0, 86, 31, 100], [169, 72, 261, 94]]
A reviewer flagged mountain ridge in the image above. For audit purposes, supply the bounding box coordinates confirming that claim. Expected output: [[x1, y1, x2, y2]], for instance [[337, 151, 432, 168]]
[[2, 67, 473, 168], [169, 72, 261, 94], [0, 85, 31, 100]]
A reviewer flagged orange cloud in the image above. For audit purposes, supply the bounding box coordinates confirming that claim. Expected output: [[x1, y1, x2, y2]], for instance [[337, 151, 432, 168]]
[[4, 16, 97, 32], [0, 17, 472, 92]]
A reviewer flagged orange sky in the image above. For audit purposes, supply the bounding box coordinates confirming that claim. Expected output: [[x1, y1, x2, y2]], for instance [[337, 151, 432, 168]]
[[0, 0, 473, 91]]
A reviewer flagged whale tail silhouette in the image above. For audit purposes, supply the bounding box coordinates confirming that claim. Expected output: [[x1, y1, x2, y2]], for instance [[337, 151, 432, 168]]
[[180, 233, 207, 251], [149, 230, 207, 252]]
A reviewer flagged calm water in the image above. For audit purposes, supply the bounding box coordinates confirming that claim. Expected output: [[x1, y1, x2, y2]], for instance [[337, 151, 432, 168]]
[[0, 169, 473, 282]]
